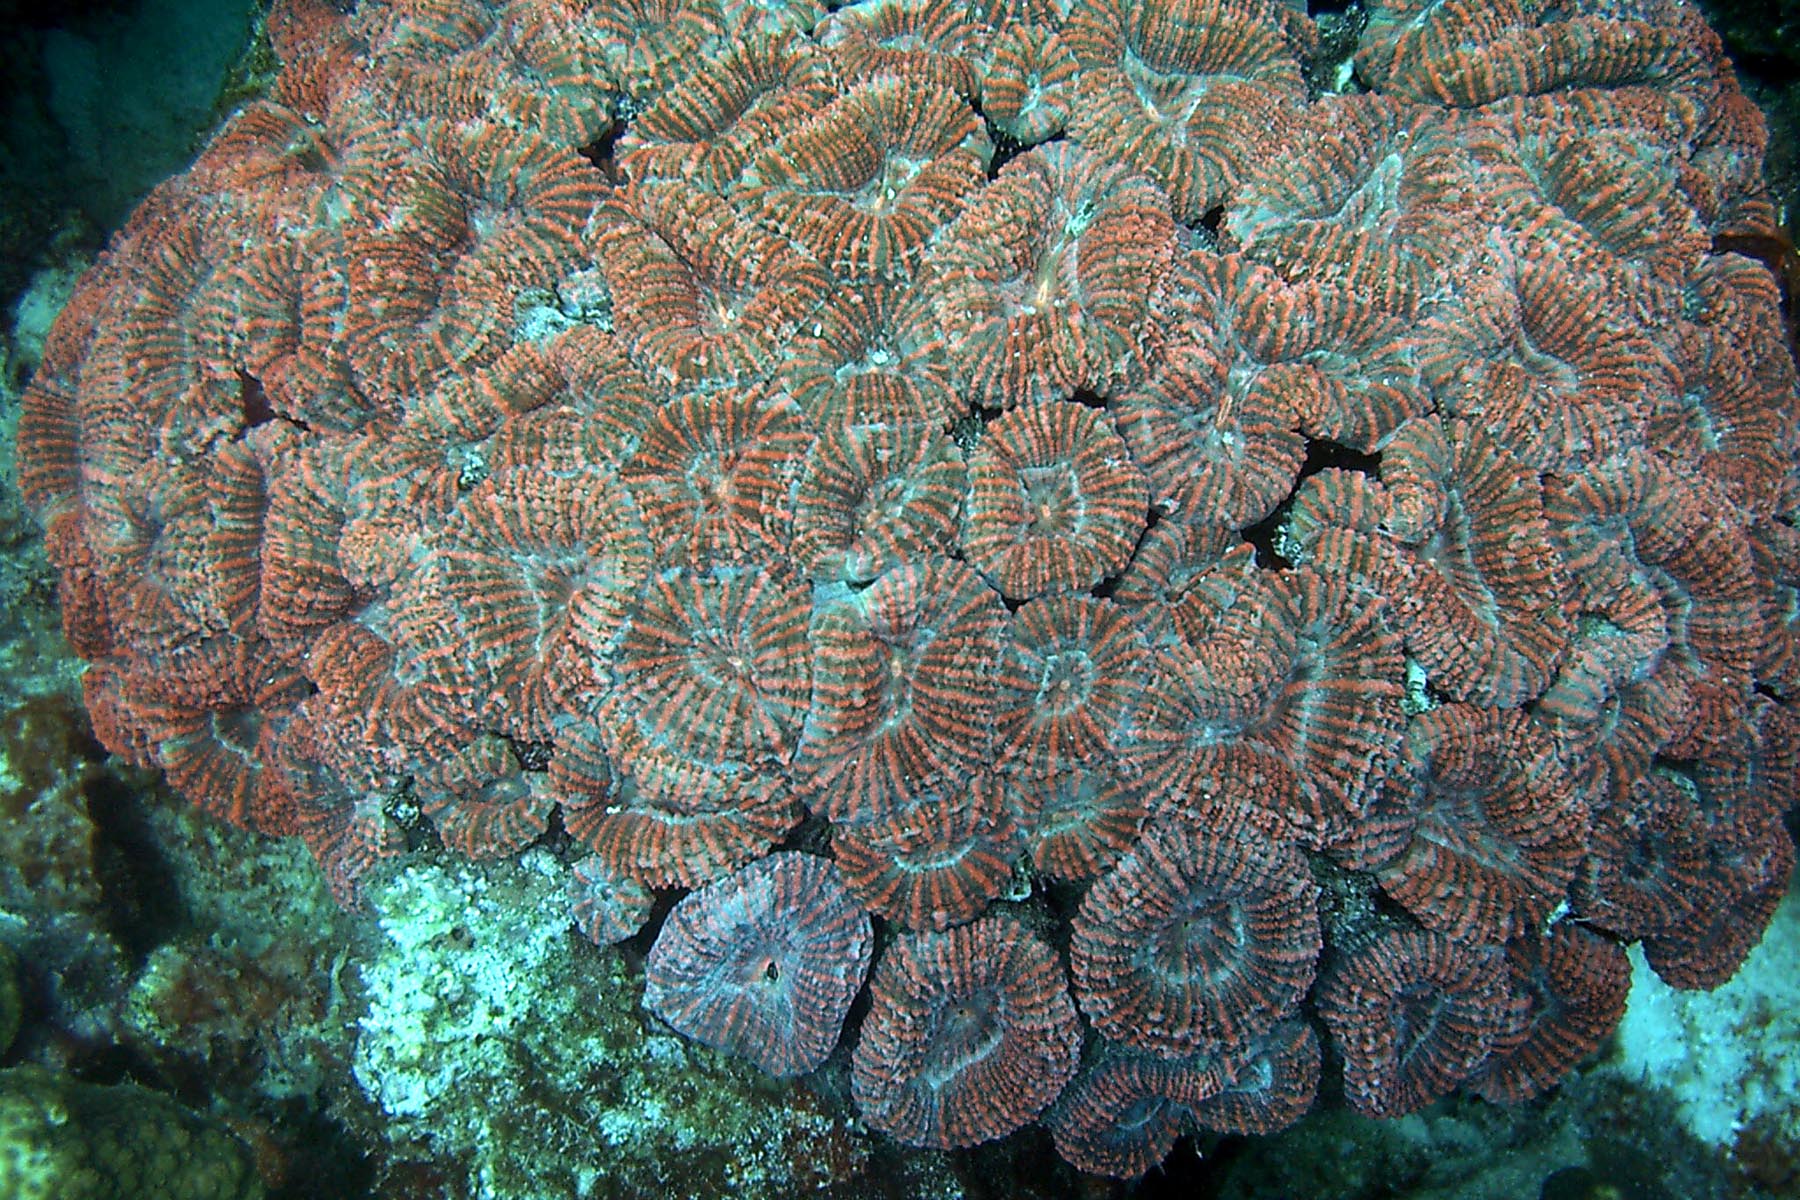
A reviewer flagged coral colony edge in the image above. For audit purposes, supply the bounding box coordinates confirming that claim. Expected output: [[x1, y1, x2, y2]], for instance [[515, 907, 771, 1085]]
[[13, 0, 1800, 1186]]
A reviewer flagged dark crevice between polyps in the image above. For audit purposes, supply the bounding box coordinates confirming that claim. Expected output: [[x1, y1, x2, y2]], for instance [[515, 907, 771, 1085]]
[[579, 114, 626, 184], [236, 369, 274, 430], [983, 122, 1036, 179], [1243, 436, 1381, 569]]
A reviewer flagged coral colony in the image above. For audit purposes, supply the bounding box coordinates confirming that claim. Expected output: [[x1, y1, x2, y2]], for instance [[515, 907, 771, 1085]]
[[15, 0, 1800, 1179]]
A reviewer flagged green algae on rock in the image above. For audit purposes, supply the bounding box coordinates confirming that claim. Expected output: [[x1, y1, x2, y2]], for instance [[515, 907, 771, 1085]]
[[0, 942, 17, 1057], [0, 1067, 263, 1200]]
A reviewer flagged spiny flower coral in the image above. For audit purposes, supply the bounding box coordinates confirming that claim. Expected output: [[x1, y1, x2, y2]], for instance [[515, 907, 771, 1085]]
[[645, 851, 873, 1077], [1070, 808, 1320, 1058], [852, 913, 1081, 1148], [15, 0, 1799, 1181]]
